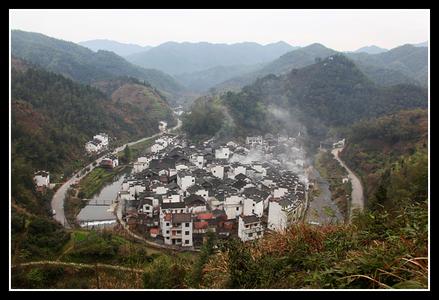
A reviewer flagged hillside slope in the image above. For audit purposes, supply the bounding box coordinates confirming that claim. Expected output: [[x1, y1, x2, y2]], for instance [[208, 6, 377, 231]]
[[11, 30, 185, 100], [11, 58, 175, 213], [184, 54, 427, 142], [340, 108, 428, 208]]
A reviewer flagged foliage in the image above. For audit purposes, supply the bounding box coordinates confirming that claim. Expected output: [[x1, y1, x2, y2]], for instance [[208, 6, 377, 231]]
[[340, 108, 428, 206], [142, 255, 189, 289], [121, 146, 132, 164], [182, 96, 227, 139], [14, 214, 71, 261], [189, 231, 217, 287], [187, 55, 427, 141], [201, 197, 427, 289]]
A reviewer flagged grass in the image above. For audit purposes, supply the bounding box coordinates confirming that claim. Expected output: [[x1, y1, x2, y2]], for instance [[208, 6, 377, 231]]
[[63, 191, 85, 227], [78, 166, 127, 199], [117, 138, 156, 163]]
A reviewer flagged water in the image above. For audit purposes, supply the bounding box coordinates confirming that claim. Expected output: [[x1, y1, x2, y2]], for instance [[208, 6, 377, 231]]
[[77, 171, 129, 228]]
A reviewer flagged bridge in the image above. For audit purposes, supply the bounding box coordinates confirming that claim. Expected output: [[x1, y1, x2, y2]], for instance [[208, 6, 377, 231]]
[[81, 199, 114, 206]]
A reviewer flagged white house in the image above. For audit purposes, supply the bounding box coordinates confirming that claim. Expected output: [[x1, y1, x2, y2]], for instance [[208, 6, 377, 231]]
[[163, 194, 181, 203], [210, 165, 225, 180], [184, 194, 208, 214], [226, 141, 238, 148], [246, 136, 263, 146], [138, 198, 154, 217], [238, 214, 264, 242], [152, 186, 168, 195], [85, 141, 100, 153], [215, 147, 230, 160], [273, 187, 289, 199], [177, 170, 195, 191], [190, 154, 205, 169], [34, 171, 50, 188], [268, 197, 303, 232], [159, 121, 168, 132], [224, 195, 243, 219], [252, 164, 267, 177], [162, 213, 193, 247], [94, 133, 109, 147], [133, 157, 150, 173], [333, 138, 346, 148], [227, 165, 247, 179]]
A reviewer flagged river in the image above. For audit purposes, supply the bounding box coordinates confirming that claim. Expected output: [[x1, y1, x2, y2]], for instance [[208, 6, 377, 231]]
[[76, 172, 128, 228]]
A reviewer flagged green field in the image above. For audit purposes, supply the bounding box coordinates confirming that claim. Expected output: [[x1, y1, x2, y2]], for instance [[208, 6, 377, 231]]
[[78, 166, 126, 199]]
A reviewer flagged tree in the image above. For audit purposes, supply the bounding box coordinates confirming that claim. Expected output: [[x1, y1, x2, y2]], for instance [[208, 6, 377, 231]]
[[122, 145, 132, 164]]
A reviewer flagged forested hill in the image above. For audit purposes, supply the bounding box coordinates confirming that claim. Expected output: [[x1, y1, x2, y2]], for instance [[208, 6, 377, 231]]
[[340, 108, 428, 208], [11, 30, 185, 101], [183, 54, 427, 141], [11, 58, 175, 191], [213, 43, 427, 93]]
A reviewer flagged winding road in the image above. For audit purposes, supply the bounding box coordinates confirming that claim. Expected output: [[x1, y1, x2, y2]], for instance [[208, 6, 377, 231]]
[[51, 118, 182, 228], [331, 147, 364, 221]]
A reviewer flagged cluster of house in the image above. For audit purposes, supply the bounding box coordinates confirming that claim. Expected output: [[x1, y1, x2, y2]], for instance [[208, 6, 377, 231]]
[[117, 133, 309, 249], [85, 133, 109, 154]]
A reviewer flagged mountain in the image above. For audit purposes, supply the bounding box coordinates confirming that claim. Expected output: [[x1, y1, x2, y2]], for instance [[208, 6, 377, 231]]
[[184, 54, 427, 140], [346, 44, 428, 87], [78, 39, 152, 57], [214, 43, 428, 93], [412, 41, 428, 47], [174, 63, 265, 92], [354, 45, 388, 54], [213, 43, 338, 93], [125, 41, 297, 75], [11, 30, 185, 101]]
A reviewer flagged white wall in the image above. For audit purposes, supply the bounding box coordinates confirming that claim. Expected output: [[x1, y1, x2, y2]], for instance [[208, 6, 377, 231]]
[[210, 165, 224, 179], [224, 195, 243, 219], [177, 175, 195, 191], [268, 201, 288, 231]]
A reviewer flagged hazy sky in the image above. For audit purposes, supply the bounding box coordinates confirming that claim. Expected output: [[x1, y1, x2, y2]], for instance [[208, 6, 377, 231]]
[[10, 9, 429, 51]]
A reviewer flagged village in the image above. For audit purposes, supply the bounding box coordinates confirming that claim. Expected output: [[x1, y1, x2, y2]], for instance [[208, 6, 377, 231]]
[[115, 124, 310, 250]]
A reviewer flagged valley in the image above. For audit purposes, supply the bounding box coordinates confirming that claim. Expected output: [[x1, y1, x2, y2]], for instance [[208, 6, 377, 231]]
[[10, 11, 429, 290]]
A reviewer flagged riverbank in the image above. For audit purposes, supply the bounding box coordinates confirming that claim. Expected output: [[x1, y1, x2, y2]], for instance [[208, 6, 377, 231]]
[[314, 150, 352, 223]]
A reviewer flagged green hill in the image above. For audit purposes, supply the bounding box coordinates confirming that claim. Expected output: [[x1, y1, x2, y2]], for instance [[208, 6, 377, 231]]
[[340, 108, 428, 208], [11, 30, 185, 101], [11, 58, 175, 216], [189, 54, 427, 141], [214, 43, 428, 93]]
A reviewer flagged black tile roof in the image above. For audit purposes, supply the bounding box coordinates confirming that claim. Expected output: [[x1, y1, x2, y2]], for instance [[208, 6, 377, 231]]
[[172, 213, 192, 223], [241, 214, 260, 224]]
